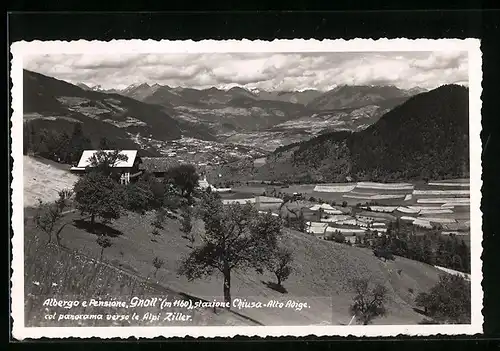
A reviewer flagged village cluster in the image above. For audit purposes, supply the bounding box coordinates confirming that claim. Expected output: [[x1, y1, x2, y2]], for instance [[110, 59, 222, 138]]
[[129, 135, 266, 169]]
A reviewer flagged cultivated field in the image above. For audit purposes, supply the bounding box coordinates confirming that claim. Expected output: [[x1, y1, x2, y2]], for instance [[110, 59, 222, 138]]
[[228, 178, 471, 242]]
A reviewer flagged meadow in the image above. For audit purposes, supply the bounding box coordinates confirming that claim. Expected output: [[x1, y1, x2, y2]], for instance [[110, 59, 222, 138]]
[[21, 157, 470, 326], [24, 209, 444, 326]]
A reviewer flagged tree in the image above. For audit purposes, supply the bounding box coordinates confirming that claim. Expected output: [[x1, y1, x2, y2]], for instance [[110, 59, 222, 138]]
[[266, 246, 294, 287], [33, 189, 72, 245], [152, 208, 167, 229], [124, 181, 154, 214], [152, 257, 165, 279], [332, 231, 346, 244], [68, 123, 91, 164], [349, 278, 388, 325], [415, 274, 471, 324], [73, 171, 123, 230], [180, 206, 194, 248], [139, 172, 166, 209], [98, 136, 116, 150], [87, 150, 128, 179], [457, 240, 470, 272], [355, 235, 362, 246], [296, 211, 306, 232], [178, 191, 282, 305], [96, 235, 112, 261], [33, 199, 65, 245], [166, 164, 200, 200]]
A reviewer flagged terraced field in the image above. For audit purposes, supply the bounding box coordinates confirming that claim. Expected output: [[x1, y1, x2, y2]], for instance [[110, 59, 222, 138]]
[[228, 178, 471, 240]]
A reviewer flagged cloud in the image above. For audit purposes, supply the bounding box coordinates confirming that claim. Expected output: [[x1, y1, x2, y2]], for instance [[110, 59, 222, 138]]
[[23, 51, 468, 91]]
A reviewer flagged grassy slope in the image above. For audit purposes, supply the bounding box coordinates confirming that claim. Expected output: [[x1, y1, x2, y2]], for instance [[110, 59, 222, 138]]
[[24, 232, 254, 327], [23, 156, 78, 207], [22, 157, 443, 325], [25, 209, 442, 326]]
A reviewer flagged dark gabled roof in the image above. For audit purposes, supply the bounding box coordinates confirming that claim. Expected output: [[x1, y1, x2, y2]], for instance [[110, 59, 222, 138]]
[[139, 157, 179, 173]]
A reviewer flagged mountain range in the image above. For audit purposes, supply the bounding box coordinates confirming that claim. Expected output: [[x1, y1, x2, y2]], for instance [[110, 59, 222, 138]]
[[211, 84, 470, 183], [23, 69, 432, 155], [91, 79, 427, 150], [23, 70, 216, 156]]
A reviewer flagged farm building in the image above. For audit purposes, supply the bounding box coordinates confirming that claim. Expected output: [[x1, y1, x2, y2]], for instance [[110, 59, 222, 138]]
[[355, 210, 396, 222], [70, 150, 141, 185], [360, 206, 397, 213], [326, 227, 366, 235], [222, 198, 256, 205], [258, 210, 279, 217], [198, 176, 232, 193], [256, 196, 283, 205], [309, 203, 336, 211], [309, 203, 344, 222], [138, 157, 179, 178], [306, 221, 329, 237], [320, 214, 353, 223]]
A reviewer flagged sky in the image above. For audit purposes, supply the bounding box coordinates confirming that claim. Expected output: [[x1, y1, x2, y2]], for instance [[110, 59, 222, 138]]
[[24, 51, 469, 92]]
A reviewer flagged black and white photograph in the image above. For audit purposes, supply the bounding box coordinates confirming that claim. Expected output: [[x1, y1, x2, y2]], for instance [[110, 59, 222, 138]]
[[10, 39, 483, 339]]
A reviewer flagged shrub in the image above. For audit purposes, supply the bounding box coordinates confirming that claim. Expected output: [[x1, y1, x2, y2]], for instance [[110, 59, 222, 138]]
[[373, 248, 395, 262]]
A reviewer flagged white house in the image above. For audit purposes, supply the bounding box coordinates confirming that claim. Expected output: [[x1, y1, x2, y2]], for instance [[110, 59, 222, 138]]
[[198, 176, 232, 193], [70, 150, 140, 185], [306, 221, 329, 236]]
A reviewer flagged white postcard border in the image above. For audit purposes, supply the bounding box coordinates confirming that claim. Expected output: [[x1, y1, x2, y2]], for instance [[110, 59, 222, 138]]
[[10, 38, 483, 339]]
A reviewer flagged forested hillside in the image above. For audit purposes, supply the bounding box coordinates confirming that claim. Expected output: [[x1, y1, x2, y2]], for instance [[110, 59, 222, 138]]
[[215, 84, 469, 183]]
